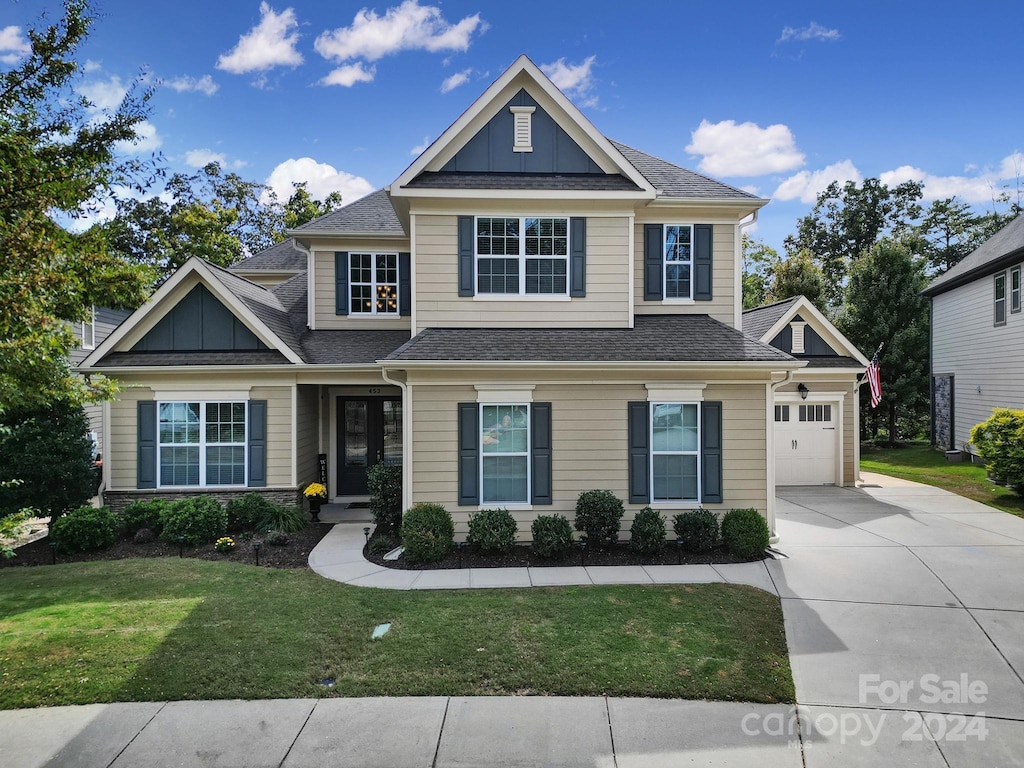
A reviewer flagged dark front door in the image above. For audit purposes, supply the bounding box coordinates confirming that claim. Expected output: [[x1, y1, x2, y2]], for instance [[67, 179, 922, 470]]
[[338, 397, 402, 495]]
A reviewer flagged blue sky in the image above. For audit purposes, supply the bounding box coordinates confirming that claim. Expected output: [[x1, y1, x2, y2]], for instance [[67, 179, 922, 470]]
[[3, 0, 1022, 254]]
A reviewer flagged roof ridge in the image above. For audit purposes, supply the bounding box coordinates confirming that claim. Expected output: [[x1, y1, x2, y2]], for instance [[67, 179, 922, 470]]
[[742, 296, 802, 315]]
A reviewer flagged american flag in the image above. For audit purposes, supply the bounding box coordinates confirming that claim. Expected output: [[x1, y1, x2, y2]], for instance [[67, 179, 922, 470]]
[[866, 353, 882, 409]]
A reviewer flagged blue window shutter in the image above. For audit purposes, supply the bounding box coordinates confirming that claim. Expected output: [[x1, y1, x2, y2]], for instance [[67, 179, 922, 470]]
[[248, 400, 267, 488], [701, 401, 722, 503], [399, 252, 411, 316], [627, 401, 650, 504], [458, 403, 479, 505], [694, 224, 713, 301], [570, 217, 586, 297], [531, 402, 553, 505], [458, 216, 475, 297], [335, 252, 349, 315], [644, 224, 663, 301], [137, 401, 157, 489]]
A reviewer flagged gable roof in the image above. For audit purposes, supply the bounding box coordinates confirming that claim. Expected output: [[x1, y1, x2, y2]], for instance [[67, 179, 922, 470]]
[[609, 140, 764, 202], [230, 238, 306, 273], [742, 294, 869, 367], [291, 189, 405, 236], [270, 271, 309, 339], [923, 214, 1024, 297], [741, 296, 801, 341]]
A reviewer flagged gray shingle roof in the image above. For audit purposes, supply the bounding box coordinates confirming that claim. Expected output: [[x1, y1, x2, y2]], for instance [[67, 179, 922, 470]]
[[299, 330, 412, 365], [270, 272, 309, 338], [800, 356, 863, 368], [94, 351, 290, 367], [230, 239, 306, 273], [385, 315, 795, 363], [404, 172, 641, 191], [292, 189, 405, 235], [608, 139, 762, 201], [742, 297, 801, 341], [923, 214, 1024, 297]]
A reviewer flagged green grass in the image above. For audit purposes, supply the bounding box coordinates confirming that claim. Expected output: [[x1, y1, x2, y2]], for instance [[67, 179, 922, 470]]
[[861, 442, 1024, 518], [0, 559, 793, 710]]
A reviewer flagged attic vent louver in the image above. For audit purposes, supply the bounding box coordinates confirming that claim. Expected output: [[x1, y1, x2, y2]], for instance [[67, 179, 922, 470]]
[[791, 321, 806, 354], [511, 106, 535, 152]]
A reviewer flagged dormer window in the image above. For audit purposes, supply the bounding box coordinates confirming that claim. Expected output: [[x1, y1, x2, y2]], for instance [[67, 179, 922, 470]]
[[510, 106, 535, 152]]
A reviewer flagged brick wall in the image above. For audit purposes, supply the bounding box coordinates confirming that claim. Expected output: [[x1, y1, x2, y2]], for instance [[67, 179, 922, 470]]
[[102, 487, 303, 514]]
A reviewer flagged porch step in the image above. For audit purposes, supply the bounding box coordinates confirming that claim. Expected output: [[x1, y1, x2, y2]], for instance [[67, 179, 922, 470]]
[[316, 504, 373, 524]]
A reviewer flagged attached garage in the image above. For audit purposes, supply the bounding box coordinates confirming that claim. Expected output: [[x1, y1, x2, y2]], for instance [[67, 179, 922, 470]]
[[774, 400, 839, 485]]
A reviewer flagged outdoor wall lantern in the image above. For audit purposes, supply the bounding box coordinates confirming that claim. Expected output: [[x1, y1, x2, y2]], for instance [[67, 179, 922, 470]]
[[798, 383, 809, 400]]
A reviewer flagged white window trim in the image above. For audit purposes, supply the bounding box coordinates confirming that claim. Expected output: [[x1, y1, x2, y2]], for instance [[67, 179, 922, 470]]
[[663, 224, 694, 301], [81, 307, 96, 350], [479, 402, 531, 507], [475, 215, 571, 297], [157, 400, 248, 489], [649, 401, 701, 504], [995, 272, 1007, 326], [1011, 266, 1021, 314], [349, 252, 400, 316]]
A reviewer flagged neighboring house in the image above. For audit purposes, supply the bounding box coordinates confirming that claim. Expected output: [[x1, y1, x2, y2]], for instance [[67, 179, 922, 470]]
[[79, 55, 864, 538], [923, 214, 1024, 455]]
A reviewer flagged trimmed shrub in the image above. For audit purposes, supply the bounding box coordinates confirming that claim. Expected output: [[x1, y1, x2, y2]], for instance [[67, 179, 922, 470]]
[[673, 509, 719, 552], [467, 508, 518, 553], [369, 535, 399, 556], [970, 408, 1024, 494], [133, 527, 156, 544], [574, 489, 624, 547], [257, 503, 308, 533], [531, 514, 574, 559], [721, 508, 770, 560], [367, 463, 403, 532], [159, 496, 227, 546], [264, 530, 289, 546], [50, 506, 119, 554], [226, 493, 277, 531], [630, 506, 666, 556], [401, 503, 454, 563], [119, 499, 168, 535]]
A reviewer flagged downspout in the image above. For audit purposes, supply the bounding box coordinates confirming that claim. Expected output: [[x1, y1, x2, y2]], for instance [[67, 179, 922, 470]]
[[380, 366, 411, 514], [736, 210, 759, 329], [767, 367, 796, 543], [291, 237, 315, 331]]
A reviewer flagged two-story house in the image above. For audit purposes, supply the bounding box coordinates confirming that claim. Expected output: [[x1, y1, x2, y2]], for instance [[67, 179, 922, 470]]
[[923, 213, 1024, 456], [79, 56, 865, 538]]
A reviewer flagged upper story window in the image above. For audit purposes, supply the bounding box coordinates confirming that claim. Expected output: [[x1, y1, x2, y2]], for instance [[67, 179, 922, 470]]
[[350, 253, 398, 315], [1011, 266, 1021, 314], [81, 306, 96, 350], [476, 217, 568, 296], [664, 225, 693, 299], [158, 401, 247, 487], [994, 272, 1007, 326]]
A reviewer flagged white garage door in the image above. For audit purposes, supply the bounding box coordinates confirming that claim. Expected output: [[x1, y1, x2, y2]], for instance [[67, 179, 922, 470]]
[[774, 402, 836, 485]]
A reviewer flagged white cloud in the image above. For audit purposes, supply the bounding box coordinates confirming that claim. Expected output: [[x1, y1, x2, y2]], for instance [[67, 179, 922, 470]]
[[216, 2, 303, 75], [79, 75, 129, 111], [410, 135, 431, 156], [0, 25, 30, 64], [264, 157, 374, 205], [880, 153, 1024, 204], [774, 160, 862, 203], [778, 22, 841, 43], [184, 149, 227, 168], [314, 0, 485, 63], [116, 120, 163, 155], [166, 74, 219, 96], [83, 59, 102, 73], [440, 68, 471, 93], [321, 61, 376, 87], [686, 119, 805, 177], [540, 55, 598, 107]]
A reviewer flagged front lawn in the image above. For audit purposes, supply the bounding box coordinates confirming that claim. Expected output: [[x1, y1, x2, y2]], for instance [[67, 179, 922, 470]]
[[861, 442, 1024, 517], [0, 559, 793, 710]]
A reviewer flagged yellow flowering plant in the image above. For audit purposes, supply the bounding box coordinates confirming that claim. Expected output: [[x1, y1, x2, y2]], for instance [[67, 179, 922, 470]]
[[304, 482, 327, 499], [215, 536, 235, 554]]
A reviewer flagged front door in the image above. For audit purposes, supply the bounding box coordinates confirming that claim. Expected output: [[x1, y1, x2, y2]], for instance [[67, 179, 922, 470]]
[[338, 397, 402, 496]]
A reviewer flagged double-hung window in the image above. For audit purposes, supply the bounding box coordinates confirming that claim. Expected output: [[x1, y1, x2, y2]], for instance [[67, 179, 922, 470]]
[[1011, 266, 1021, 314], [350, 253, 399, 315], [476, 216, 568, 295], [995, 272, 1007, 326], [158, 402, 247, 487], [480, 404, 530, 503], [650, 402, 700, 501], [663, 225, 693, 300]]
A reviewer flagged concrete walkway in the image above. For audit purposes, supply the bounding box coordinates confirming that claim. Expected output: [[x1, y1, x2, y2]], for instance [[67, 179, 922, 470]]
[[4, 474, 1024, 766]]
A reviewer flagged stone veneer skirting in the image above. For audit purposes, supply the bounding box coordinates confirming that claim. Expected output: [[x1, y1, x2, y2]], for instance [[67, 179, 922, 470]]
[[102, 487, 303, 514]]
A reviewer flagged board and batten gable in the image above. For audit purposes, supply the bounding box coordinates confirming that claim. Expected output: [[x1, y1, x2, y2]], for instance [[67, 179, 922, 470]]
[[932, 275, 1024, 451]]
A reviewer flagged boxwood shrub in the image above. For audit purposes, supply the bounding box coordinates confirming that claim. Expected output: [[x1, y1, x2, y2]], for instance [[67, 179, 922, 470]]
[[630, 506, 666, 556], [401, 502, 454, 563], [118, 499, 169, 535], [467, 508, 517, 552], [367, 463, 403, 532], [970, 408, 1024, 494], [50, 505, 119, 553], [226, 493, 277, 531], [159, 495, 228, 546], [673, 509, 719, 552], [574, 489, 624, 547], [721, 508, 770, 560], [531, 514, 574, 559]]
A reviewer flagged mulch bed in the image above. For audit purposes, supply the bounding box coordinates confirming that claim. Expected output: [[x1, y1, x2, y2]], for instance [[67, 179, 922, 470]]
[[1, 523, 333, 570]]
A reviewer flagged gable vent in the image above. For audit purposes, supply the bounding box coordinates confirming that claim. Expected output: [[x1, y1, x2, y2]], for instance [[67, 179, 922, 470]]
[[511, 106, 535, 152], [790, 321, 806, 354]]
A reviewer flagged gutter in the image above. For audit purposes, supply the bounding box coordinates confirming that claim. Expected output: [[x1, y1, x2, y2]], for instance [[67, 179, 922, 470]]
[[290, 238, 315, 331], [767, 368, 797, 544]]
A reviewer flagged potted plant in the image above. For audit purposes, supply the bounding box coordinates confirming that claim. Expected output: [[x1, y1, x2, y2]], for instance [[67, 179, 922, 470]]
[[303, 482, 327, 521]]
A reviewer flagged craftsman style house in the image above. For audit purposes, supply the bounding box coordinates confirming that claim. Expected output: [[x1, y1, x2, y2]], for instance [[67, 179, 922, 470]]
[[80, 55, 865, 538]]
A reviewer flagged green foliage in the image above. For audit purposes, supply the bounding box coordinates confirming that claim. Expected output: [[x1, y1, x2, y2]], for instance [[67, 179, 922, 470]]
[[118, 500, 168, 535], [369, 535, 399, 556], [673, 509, 720, 552], [766, 249, 826, 307], [264, 530, 289, 546], [0, 396, 95, 521], [1, 510, 33, 559], [159, 496, 227, 546], [214, 537, 235, 554], [132, 527, 155, 544], [50, 505, 119, 553], [257, 503, 308, 533], [970, 409, 1024, 495], [574, 490, 624, 547], [467, 508, 518, 553], [629, 507, 666, 556], [225, 493, 277, 531], [741, 235, 780, 309], [400, 503, 454, 563], [367, 463, 403, 532], [721, 509, 770, 560], [530, 514, 574, 559]]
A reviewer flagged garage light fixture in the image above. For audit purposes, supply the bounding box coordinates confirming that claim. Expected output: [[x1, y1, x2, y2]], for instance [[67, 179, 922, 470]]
[[798, 383, 809, 400]]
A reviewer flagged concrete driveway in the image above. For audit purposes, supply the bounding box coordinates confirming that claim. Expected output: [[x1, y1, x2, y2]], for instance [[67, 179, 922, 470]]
[[773, 474, 1024, 764]]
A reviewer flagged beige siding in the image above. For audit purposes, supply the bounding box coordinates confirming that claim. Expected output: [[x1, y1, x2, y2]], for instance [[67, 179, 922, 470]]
[[414, 214, 631, 331], [633, 214, 737, 326], [844, 386, 856, 483], [252, 386, 292, 487], [109, 387, 152, 489], [933, 278, 1024, 451], [295, 385, 321, 487], [410, 378, 769, 540], [312, 241, 412, 331]]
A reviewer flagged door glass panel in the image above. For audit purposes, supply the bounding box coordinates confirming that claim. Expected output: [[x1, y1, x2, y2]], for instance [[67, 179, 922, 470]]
[[344, 401, 367, 468], [382, 399, 403, 465]]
